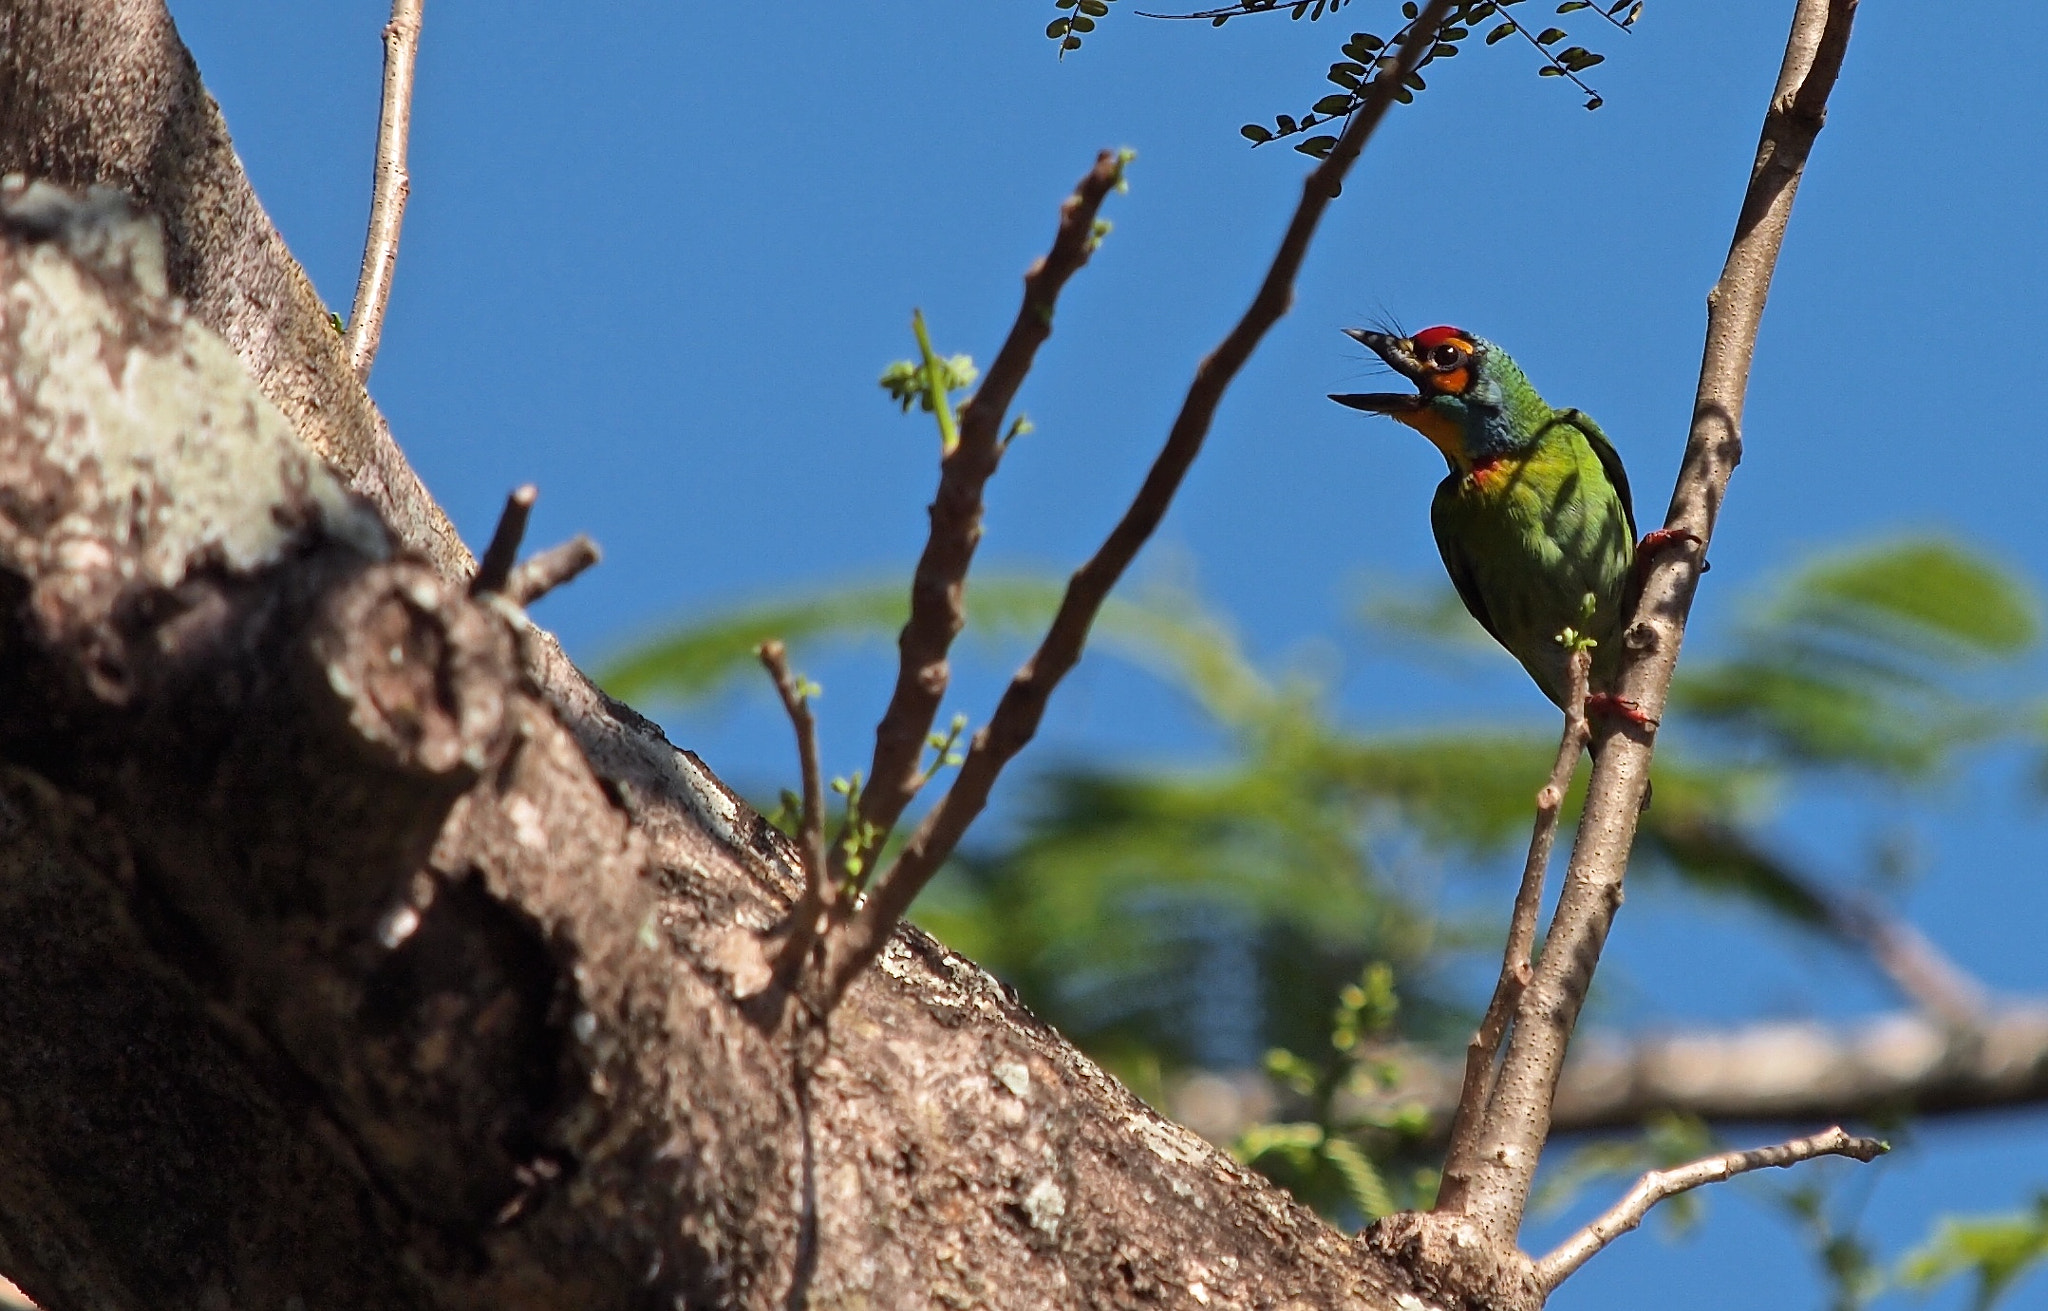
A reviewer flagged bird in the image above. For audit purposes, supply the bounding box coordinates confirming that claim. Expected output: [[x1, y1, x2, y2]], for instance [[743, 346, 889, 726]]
[[1331, 325, 1688, 723]]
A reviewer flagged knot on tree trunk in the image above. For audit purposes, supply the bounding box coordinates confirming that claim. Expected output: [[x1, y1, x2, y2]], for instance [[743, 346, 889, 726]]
[[310, 563, 519, 779], [1363, 1212, 1541, 1311]]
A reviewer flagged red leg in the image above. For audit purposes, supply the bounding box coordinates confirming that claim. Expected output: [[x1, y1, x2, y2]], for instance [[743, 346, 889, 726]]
[[1586, 692, 1658, 729], [1637, 527, 1702, 559], [1630, 527, 1704, 595]]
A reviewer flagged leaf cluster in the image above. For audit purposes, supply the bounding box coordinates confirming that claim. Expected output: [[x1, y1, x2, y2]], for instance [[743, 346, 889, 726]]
[[1047, 0, 1120, 56], [1043, 0, 1644, 156]]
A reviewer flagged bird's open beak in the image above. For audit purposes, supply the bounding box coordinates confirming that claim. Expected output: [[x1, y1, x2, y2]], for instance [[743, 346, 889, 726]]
[[1330, 328, 1428, 414]]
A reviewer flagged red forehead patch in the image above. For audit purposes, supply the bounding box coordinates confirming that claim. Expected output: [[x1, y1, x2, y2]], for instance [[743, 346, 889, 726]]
[[1413, 325, 1469, 348]]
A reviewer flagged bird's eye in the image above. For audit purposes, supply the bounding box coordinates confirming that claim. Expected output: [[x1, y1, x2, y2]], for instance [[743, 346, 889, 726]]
[[1429, 343, 1465, 370]]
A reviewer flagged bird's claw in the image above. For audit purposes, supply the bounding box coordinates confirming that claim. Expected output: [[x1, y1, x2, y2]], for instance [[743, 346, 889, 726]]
[[1629, 527, 1705, 596], [1586, 693, 1658, 729], [1636, 527, 1703, 560]]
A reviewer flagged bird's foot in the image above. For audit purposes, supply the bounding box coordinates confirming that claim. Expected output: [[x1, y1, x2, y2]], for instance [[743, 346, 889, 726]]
[[1586, 693, 1659, 729], [1637, 526, 1701, 556], [1632, 526, 1705, 586]]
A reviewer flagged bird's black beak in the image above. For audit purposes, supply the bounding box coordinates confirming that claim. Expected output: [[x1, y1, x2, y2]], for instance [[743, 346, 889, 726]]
[[1330, 328, 1427, 414]]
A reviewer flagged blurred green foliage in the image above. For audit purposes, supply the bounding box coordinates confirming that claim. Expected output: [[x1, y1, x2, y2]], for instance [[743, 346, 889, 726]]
[[1900, 1194, 2048, 1311], [600, 536, 2047, 1297]]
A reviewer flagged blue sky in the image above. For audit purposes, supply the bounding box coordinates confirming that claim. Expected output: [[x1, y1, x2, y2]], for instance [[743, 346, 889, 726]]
[[168, 2, 2048, 1306]]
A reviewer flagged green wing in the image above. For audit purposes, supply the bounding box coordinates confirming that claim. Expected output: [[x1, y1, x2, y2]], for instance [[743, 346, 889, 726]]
[[1553, 408, 1636, 540], [1429, 478, 1505, 646]]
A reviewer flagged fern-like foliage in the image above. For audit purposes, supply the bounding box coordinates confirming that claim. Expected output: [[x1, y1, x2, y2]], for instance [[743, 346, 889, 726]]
[[1047, 0, 1649, 155]]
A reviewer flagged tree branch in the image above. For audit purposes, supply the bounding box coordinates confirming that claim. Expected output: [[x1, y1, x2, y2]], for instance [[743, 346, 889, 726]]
[[345, 0, 425, 380], [470, 483, 537, 596], [848, 151, 1128, 880], [1445, 0, 1862, 1248], [1440, 649, 1590, 1196], [757, 641, 832, 988], [819, 0, 1461, 1007], [503, 534, 599, 607], [1170, 1002, 2048, 1147], [1649, 811, 1992, 1026], [0, 0, 469, 575], [1533, 1126, 1887, 1293], [0, 176, 1455, 1311]]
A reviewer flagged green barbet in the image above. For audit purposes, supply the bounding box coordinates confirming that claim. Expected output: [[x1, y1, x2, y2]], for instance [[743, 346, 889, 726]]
[[1332, 325, 1685, 721]]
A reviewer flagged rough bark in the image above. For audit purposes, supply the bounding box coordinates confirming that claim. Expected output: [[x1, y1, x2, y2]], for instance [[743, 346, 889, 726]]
[[0, 0, 465, 575], [0, 164, 1450, 1311]]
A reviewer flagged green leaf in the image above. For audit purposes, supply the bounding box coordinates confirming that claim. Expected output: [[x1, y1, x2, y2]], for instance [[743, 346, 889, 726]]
[[1899, 1195, 2048, 1311], [1537, 64, 1563, 75], [1079, 0, 1110, 13], [1046, 17, 1069, 36], [1401, 0, 1419, 16], [1070, 14, 1095, 32], [1557, 0, 1591, 10], [1312, 93, 1355, 114], [1536, 25, 1567, 42], [1241, 123, 1276, 143], [1787, 540, 2039, 658], [1486, 21, 1516, 41], [1322, 1137, 1397, 1220], [1294, 134, 1339, 157], [597, 576, 1075, 708]]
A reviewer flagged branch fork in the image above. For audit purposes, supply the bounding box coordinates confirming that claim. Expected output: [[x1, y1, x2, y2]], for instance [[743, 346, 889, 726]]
[[469, 484, 600, 608], [1372, 0, 1871, 1299], [1533, 1126, 1887, 1292], [739, 0, 1460, 1019]]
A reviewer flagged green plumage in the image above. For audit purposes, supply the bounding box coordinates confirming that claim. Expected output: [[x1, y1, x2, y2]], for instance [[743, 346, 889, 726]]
[[1332, 328, 1637, 709]]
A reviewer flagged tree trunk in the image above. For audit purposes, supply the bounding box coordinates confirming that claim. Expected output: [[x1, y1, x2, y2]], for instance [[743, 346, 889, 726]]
[[0, 5, 1456, 1308]]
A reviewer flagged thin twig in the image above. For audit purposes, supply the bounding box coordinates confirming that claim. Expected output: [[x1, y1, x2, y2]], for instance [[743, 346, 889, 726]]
[[1835, 898, 1990, 1029], [845, 151, 1129, 888], [1446, 0, 1861, 1249], [758, 641, 833, 985], [1533, 1126, 1888, 1292], [818, 0, 1460, 1007], [1438, 648, 1590, 1199], [470, 483, 537, 596], [345, 0, 425, 380], [504, 536, 599, 607], [1650, 813, 1991, 1026]]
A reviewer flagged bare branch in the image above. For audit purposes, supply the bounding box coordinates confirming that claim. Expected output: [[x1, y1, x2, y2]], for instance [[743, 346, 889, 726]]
[[1166, 1002, 2048, 1146], [757, 641, 833, 987], [1827, 892, 1991, 1027], [503, 535, 599, 607], [820, 0, 1461, 1007], [470, 483, 537, 596], [1533, 1126, 1888, 1292], [344, 0, 425, 380], [1448, 0, 1862, 1247], [848, 150, 1127, 884], [1652, 812, 1992, 1025], [1439, 648, 1590, 1198]]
